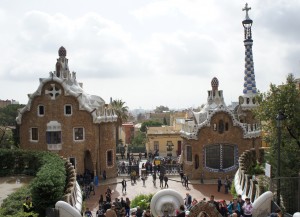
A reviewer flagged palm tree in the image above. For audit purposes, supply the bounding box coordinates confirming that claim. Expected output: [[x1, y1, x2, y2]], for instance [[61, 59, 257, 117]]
[[111, 99, 129, 149]]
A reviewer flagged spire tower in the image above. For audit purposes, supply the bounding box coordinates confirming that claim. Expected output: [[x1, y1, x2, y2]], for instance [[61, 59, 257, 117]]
[[240, 3, 258, 108]]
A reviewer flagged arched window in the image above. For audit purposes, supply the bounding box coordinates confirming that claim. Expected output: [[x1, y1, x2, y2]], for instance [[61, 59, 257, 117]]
[[218, 120, 224, 133], [195, 154, 199, 169], [205, 144, 237, 172]]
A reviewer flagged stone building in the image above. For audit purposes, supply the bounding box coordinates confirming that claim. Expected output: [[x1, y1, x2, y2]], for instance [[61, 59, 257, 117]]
[[180, 4, 261, 180], [16, 47, 118, 178]]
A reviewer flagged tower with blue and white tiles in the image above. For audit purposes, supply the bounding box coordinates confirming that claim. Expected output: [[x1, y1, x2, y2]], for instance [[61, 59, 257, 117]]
[[240, 3, 258, 109]]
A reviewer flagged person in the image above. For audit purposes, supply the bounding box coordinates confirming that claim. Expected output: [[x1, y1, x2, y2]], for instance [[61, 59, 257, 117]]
[[106, 186, 112, 202], [208, 195, 219, 212], [184, 175, 189, 189], [159, 174, 164, 188], [227, 198, 241, 217], [152, 172, 157, 187], [269, 209, 283, 217], [84, 207, 93, 217], [99, 194, 104, 206], [106, 204, 117, 217], [224, 178, 229, 194], [180, 170, 184, 183], [218, 200, 228, 217], [162, 209, 170, 217], [141, 174, 146, 186], [90, 181, 95, 195], [23, 196, 34, 216], [237, 194, 245, 216], [103, 170, 107, 180], [242, 197, 253, 217], [185, 193, 192, 209], [125, 197, 131, 217], [192, 198, 198, 206], [136, 206, 143, 217], [217, 177, 222, 192], [144, 209, 151, 217], [176, 205, 185, 217], [96, 204, 105, 217], [164, 175, 169, 188], [121, 178, 127, 193]]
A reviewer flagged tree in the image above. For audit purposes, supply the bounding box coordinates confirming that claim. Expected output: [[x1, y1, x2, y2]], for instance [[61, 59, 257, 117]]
[[131, 131, 146, 147], [154, 105, 169, 113], [110, 99, 129, 146], [255, 73, 300, 177], [0, 104, 24, 147], [140, 120, 162, 133]]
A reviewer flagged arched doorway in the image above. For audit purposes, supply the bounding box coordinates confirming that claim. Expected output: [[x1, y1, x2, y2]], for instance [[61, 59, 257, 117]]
[[84, 150, 94, 174], [188, 201, 222, 217]]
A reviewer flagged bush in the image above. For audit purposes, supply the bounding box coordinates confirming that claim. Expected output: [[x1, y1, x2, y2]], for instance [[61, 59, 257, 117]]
[[130, 193, 154, 211]]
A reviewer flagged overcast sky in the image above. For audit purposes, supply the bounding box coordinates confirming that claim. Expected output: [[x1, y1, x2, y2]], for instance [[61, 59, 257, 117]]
[[0, 0, 299, 110]]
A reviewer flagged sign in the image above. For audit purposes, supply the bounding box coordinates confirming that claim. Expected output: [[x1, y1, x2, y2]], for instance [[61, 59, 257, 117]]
[[265, 163, 271, 178]]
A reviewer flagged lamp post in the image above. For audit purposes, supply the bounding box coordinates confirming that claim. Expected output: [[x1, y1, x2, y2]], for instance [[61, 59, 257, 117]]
[[276, 112, 285, 206]]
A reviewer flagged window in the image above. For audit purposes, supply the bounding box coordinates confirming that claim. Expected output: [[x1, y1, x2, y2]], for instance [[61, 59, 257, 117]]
[[194, 154, 199, 169], [225, 122, 229, 131], [186, 145, 192, 162], [218, 120, 224, 133], [107, 150, 113, 166], [38, 105, 44, 116], [74, 128, 84, 141], [205, 144, 236, 172], [65, 105, 72, 115], [154, 141, 159, 151], [46, 121, 62, 144], [31, 128, 38, 141]]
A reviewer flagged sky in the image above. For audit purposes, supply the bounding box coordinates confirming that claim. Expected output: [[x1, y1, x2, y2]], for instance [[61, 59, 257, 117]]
[[0, 0, 299, 110]]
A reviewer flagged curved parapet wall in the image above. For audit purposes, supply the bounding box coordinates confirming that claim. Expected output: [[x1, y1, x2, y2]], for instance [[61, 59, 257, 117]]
[[252, 191, 273, 217], [150, 189, 184, 217], [55, 201, 82, 217], [188, 201, 222, 217]]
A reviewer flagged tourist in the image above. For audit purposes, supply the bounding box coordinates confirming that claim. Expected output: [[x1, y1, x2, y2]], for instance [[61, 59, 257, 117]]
[[176, 205, 185, 217], [269, 209, 283, 217], [224, 178, 229, 194], [143, 209, 151, 217], [103, 170, 107, 180], [136, 206, 143, 217], [141, 174, 146, 187], [159, 174, 164, 188], [217, 177, 222, 192], [164, 175, 169, 188], [23, 196, 34, 217], [237, 194, 245, 216], [96, 204, 105, 217], [125, 197, 131, 217], [218, 200, 229, 217], [242, 198, 253, 217], [99, 194, 104, 206], [84, 207, 93, 217], [152, 172, 157, 187], [227, 198, 241, 217], [184, 175, 189, 189], [90, 181, 95, 195], [106, 204, 117, 217], [208, 195, 219, 212], [106, 186, 112, 202], [121, 178, 127, 193], [192, 198, 198, 206], [185, 193, 192, 209]]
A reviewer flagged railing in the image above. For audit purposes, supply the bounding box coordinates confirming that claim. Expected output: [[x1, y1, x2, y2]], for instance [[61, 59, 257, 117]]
[[270, 176, 300, 215], [117, 164, 180, 176]]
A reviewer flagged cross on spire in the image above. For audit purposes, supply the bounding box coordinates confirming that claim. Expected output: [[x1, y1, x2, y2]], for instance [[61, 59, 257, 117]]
[[242, 3, 251, 20]]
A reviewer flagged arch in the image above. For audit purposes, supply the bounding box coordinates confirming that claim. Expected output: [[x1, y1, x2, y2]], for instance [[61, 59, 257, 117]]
[[189, 201, 222, 217], [84, 150, 94, 174]]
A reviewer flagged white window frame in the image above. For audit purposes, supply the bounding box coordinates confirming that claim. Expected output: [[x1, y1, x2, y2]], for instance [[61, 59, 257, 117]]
[[64, 104, 72, 116], [74, 127, 84, 141], [38, 105, 45, 116]]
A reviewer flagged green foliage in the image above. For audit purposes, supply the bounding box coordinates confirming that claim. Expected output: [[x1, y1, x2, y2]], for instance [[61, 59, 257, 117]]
[[255, 73, 300, 177], [30, 153, 66, 215], [140, 120, 162, 133], [111, 99, 129, 124], [230, 182, 237, 198], [131, 132, 146, 147], [0, 150, 66, 216], [247, 163, 264, 175], [130, 193, 153, 211], [0, 104, 24, 126]]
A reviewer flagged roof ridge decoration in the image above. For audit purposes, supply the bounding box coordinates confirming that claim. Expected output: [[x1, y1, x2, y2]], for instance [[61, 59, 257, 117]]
[[16, 47, 117, 124]]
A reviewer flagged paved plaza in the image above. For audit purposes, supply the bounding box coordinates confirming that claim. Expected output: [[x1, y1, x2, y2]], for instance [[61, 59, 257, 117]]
[[85, 175, 233, 216]]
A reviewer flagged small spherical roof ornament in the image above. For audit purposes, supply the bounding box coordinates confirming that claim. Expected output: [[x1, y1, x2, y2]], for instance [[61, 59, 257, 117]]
[[58, 46, 67, 57], [211, 77, 219, 89]]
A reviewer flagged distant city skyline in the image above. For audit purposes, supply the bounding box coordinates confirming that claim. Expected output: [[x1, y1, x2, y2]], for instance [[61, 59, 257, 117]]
[[0, 0, 299, 110]]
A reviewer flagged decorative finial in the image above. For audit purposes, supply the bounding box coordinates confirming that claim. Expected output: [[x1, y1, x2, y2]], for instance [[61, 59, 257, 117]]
[[242, 3, 251, 20]]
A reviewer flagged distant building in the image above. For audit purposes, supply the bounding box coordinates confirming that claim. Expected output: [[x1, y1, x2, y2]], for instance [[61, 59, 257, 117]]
[[121, 122, 134, 145], [0, 99, 19, 108], [180, 4, 261, 180], [16, 47, 118, 178]]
